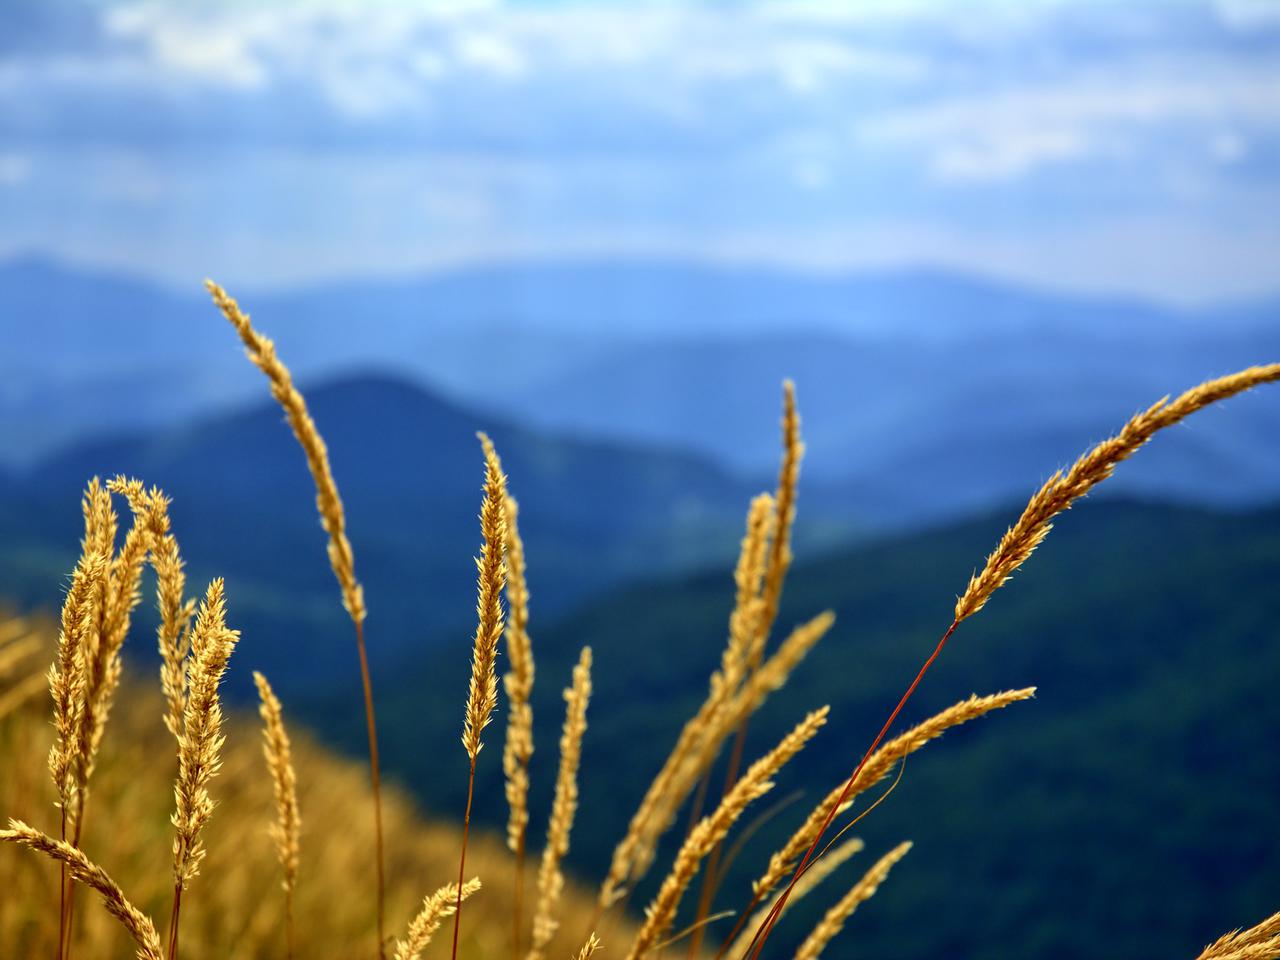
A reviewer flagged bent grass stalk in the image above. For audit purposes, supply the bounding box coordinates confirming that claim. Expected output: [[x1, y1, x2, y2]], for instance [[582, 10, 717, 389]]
[[745, 363, 1280, 960], [1, 820, 163, 960], [715, 688, 1031, 960], [1196, 910, 1280, 959], [205, 280, 388, 958]]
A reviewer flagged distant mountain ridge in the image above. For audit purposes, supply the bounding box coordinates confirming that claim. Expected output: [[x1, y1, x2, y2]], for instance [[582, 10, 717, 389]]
[[3, 254, 1278, 517], [0, 371, 847, 692]]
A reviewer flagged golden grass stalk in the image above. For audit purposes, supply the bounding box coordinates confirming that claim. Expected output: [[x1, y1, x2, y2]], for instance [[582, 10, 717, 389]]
[[55, 479, 171, 960], [205, 278, 388, 956], [753, 688, 1033, 905], [253, 671, 301, 960], [624, 707, 829, 960], [1, 820, 164, 960], [1197, 912, 1280, 960], [49, 545, 108, 960], [691, 388, 799, 953], [749, 365, 1280, 960], [502, 494, 536, 960], [721, 494, 777, 697], [599, 609, 831, 911], [113, 479, 195, 739], [956, 363, 1280, 622], [528, 647, 592, 960], [101, 483, 150, 667], [783, 835, 865, 909], [727, 837, 865, 960], [81, 477, 116, 567], [204, 281, 365, 625], [76, 481, 149, 807], [48, 551, 107, 830], [575, 933, 602, 959], [722, 687, 1032, 960], [169, 579, 240, 960], [791, 841, 912, 960], [453, 433, 509, 960], [596, 501, 769, 909], [463, 433, 509, 761], [394, 879, 482, 960], [729, 612, 833, 725], [678, 613, 835, 816], [752, 380, 802, 671]]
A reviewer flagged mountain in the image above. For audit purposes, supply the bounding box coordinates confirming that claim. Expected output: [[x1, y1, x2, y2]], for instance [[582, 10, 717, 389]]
[[0, 373, 822, 691], [346, 498, 1280, 960], [490, 328, 1280, 489], [4, 255, 1279, 508]]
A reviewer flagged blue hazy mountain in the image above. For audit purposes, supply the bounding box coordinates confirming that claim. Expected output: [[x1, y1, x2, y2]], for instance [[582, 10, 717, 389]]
[[3, 256, 1278, 523], [0, 373, 809, 691]]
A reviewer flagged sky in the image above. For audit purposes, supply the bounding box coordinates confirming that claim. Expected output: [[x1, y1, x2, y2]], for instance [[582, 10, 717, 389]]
[[2, 0, 1280, 305]]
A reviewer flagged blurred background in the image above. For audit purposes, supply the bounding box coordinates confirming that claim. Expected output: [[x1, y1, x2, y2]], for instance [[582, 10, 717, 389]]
[[2, 1, 1279, 957]]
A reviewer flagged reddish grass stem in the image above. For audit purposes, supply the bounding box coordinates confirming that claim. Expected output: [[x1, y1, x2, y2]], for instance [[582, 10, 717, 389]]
[[354, 620, 387, 960], [166, 883, 182, 960], [451, 758, 478, 960], [742, 618, 959, 960]]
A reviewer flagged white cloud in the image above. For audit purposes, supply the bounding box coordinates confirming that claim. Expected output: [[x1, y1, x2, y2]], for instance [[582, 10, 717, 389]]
[[453, 30, 526, 80], [860, 62, 1280, 181], [104, 5, 267, 89], [1216, 0, 1280, 28], [934, 130, 1090, 182], [3, 0, 1280, 304]]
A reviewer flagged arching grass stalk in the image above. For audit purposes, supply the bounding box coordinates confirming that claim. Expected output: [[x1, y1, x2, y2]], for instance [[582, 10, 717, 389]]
[[744, 363, 1280, 960], [205, 281, 387, 958]]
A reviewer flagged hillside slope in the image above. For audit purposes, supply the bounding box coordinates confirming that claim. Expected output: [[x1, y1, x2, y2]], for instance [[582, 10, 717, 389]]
[[349, 498, 1280, 960], [0, 616, 622, 959]]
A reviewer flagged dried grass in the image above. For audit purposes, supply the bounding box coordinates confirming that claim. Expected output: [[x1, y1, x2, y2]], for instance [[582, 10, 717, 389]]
[[205, 279, 389, 956], [253, 671, 301, 959], [791, 841, 912, 960], [395, 879, 482, 960], [624, 707, 828, 960], [0, 819, 164, 960], [501, 495, 536, 958], [527, 647, 592, 960]]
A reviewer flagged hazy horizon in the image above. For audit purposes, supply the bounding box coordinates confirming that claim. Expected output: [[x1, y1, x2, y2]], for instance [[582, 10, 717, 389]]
[[4, 0, 1280, 308]]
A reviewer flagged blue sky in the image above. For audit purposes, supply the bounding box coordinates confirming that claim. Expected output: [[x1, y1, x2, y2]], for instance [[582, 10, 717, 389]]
[[2, 0, 1280, 304]]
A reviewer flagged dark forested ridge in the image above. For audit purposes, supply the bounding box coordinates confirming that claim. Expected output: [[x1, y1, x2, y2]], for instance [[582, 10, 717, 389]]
[[344, 498, 1280, 960]]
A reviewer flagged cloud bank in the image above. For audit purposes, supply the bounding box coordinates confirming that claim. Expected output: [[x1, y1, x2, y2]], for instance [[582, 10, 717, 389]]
[[2, 0, 1279, 304]]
